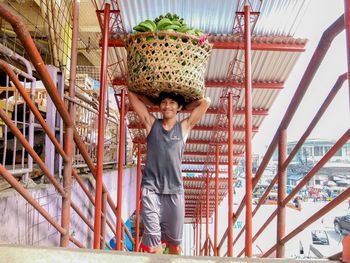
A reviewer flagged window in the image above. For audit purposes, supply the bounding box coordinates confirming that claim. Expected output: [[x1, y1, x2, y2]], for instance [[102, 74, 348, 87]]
[[314, 146, 323, 156]]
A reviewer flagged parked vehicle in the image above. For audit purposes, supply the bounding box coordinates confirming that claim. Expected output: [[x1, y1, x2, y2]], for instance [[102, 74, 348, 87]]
[[334, 214, 350, 236]]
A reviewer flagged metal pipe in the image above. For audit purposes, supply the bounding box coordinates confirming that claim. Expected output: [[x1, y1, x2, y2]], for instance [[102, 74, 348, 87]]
[[233, 73, 346, 249], [205, 170, 209, 256], [0, 107, 65, 196], [0, 43, 33, 77], [100, 192, 108, 249], [263, 187, 350, 257], [0, 3, 132, 246], [135, 143, 141, 252], [227, 92, 234, 256], [0, 164, 66, 234], [214, 144, 219, 256], [116, 88, 126, 250], [240, 130, 350, 256], [199, 202, 202, 256], [276, 129, 287, 257], [218, 14, 345, 251], [244, 5, 253, 257], [93, 3, 110, 249], [61, 0, 80, 244]]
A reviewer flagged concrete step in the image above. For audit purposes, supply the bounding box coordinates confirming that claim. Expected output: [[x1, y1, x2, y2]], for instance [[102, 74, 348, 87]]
[[0, 245, 337, 263]]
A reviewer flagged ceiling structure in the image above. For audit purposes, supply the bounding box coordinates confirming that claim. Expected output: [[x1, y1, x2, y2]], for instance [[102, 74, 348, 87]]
[[0, 0, 310, 220], [106, 0, 309, 220]]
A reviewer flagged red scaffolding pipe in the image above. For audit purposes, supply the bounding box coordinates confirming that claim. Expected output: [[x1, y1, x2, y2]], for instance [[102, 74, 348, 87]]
[[199, 203, 202, 256], [244, 5, 253, 257], [135, 144, 142, 252], [276, 129, 287, 257], [93, 3, 110, 249], [227, 92, 234, 257], [218, 14, 345, 252], [205, 170, 210, 256], [116, 88, 126, 250], [214, 144, 219, 256]]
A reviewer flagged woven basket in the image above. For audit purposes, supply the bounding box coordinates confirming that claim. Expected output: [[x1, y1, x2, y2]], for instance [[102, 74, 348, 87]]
[[126, 31, 212, 103]]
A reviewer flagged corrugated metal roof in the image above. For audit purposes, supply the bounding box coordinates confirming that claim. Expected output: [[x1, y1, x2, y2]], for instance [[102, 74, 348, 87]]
[[106, 0, 310, 218]]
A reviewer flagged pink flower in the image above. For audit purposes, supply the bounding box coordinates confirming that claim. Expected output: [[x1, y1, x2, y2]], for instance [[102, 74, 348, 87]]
[[199, 34, 208, 46]]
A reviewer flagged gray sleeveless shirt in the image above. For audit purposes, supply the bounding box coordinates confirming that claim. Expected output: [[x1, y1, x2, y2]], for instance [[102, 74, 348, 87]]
[[142, 119, 184, 194]]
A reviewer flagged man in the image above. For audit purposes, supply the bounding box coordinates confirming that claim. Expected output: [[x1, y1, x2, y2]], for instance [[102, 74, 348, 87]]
[[128, 91, 210, 254]]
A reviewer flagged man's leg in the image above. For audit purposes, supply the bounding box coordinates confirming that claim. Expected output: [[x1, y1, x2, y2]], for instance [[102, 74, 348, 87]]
[[140, 188, 163, 253], [160, 192, 184, 255]]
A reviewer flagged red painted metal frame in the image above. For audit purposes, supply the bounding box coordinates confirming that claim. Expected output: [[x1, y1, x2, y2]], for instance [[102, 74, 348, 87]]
[[234, 73, 347, 256], [227, 92, 234, 257], [135, 143, 142, 252], [93, 3, 110, 249], [199, 203, 202, 256], [128, 123, 259, 133], [113, 78, 284, 90], [116, 88, 126, 250], [214, 145, 220, 256], [276, 129, 287, 257], [128, 106, 268, 116], [217, 13, 345, 255], [0, 3, 135, 249], [244, 5, 253, 257], [107, 38, 305, 52], [205, 171, 210, 256]]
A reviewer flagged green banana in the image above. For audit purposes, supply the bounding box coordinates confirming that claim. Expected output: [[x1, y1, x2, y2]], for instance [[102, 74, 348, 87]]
[[194, 29, 204, 36], [156, 18, 173, 30], [133, 25, 148, 32], [177, 26, 189, 33], [164, 24, 180, 30], [139, 20, 155, 32], [171, 20, 182, 27]]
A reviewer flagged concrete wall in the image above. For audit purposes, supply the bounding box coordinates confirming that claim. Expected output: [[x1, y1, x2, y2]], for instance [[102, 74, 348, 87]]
[[0, 167, 137, 249]]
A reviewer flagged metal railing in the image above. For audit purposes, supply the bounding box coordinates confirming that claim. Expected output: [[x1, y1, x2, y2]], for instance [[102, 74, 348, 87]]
[[215, 13, 349, 258], [0, 3, 133, 250]]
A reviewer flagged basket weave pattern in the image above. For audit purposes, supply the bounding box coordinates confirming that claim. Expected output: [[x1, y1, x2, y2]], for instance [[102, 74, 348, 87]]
[[126, 32, 212, 103]]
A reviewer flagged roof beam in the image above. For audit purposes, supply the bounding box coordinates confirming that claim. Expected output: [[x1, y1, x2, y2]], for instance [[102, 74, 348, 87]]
[[106, 38, 306, 52], [183, 177, 229, 182], [142, 160, 237, 165], [134, 138, 245, 145], [141, 150, 243, 157], [112, 79, 283, 90], [128, 106, 268, 116], [182, 170, 228, 174], [128, 124, 259, 133]]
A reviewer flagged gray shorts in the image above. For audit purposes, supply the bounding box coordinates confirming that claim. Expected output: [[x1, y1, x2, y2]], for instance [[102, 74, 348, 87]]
[[140, 188, 184, 250]]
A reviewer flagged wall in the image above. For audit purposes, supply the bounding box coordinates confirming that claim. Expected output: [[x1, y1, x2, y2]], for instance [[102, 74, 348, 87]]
[[0, 167, 137, 249]]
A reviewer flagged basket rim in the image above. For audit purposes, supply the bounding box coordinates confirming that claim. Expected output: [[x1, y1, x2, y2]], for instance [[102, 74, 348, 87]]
[[126, 31, 213, 49]]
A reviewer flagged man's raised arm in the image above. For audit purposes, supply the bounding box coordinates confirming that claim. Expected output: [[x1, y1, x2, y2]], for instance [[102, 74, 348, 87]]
[[182, 97, 211, 133], [127, 91, 155, 134]]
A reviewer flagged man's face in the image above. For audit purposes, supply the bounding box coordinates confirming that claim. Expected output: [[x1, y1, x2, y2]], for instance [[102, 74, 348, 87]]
[[159, 97, 182, 119]]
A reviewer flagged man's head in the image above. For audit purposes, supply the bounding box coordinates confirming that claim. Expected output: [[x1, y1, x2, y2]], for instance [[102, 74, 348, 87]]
[[158, 92, 185, 119], [158, 92, 185, 108]]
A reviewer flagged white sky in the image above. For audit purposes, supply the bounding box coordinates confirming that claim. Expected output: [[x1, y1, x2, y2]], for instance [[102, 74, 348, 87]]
[[253, 0, 350, 154]]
